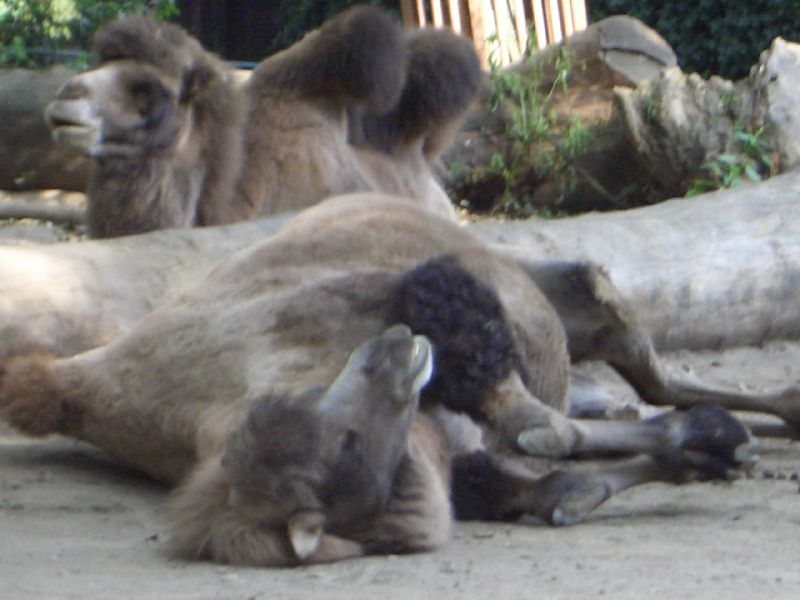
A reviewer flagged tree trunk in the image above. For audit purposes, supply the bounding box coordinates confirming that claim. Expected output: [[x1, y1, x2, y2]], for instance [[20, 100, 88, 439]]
[[2, 174, 799, 361], [473, 170, 800, 351], [0, 215, 291, 361]]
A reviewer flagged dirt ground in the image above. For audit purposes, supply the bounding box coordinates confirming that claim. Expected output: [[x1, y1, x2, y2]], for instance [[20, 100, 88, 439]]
[[1, 340, 799, 600]]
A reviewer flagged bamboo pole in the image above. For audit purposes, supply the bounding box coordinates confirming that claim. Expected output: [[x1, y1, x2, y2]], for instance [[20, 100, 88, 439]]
[[530, 0, 548, 48], [415, 0, 427, 25], [448, 0, 464, 31], [431, 0, 445, 26]]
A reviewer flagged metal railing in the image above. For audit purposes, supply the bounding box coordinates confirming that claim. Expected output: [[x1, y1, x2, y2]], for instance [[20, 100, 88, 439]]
[[399, 0, 588, 66]]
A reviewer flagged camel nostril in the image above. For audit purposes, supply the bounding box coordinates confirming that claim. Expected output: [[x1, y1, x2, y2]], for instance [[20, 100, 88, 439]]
[[57, 80, 90, 100]]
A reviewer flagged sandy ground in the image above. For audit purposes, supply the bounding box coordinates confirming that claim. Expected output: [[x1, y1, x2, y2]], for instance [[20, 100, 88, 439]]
[[1, 342, 799, 600]]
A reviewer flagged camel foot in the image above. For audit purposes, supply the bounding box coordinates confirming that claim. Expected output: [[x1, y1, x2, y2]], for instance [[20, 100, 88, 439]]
[[648, 404, 758, 480], [538, 472, 612, 526]]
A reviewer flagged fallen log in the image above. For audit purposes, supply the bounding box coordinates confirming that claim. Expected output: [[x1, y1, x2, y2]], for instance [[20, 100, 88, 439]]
[[0, 201, 85, 226], [0, 215, 291, 361], [1, 173, 799, 363], [475, 170, 800, 352]]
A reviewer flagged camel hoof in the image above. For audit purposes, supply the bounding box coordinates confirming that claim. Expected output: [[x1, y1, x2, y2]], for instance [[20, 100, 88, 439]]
[[776, 386, 800, 430], [551, 482, 611, 526], [650, 404, 757, 480], [537, 471, 611, 526]]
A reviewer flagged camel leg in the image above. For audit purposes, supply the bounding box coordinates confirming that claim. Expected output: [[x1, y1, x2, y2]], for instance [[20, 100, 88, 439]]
[[607, 332, 800, 428], [452, 449, 742, 527], [566, 371, 655, 419], [482, 371, 757, 471], [524, 259, 800, 430]]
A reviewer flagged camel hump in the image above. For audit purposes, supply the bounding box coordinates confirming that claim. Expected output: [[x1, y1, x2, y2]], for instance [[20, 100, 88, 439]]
[[315, 6, 409, 112], [393, 28, 482, 140], [252, 6, 408, 114], [351, 27, 482, 159]]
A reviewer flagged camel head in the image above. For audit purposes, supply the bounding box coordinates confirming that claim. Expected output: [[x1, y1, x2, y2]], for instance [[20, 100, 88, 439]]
[[44, 15, 226, 160], [221, 324, 433, 562]]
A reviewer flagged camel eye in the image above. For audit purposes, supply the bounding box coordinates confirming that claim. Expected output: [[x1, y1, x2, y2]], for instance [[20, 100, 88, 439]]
[[128, 78, 170, 116]]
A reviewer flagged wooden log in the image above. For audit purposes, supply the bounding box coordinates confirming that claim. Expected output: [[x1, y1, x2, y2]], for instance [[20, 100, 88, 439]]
[[474, 170, 800, 351], [0, 202, 83, 226], [0, 215, 291, 361], [1, 174, 799, 363]]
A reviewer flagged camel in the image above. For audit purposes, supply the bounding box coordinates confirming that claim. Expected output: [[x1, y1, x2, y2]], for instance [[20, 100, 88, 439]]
[[43, 7, 480, 237], [0, 194, 757, 565]]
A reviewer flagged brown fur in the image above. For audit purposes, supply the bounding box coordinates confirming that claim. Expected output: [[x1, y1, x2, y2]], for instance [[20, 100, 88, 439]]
[[0, 354, 76, 436], [46, 7, 481, 236], [233, 6, 480, 219], [0, 196, 563, 563], [48, 16, 246, 237], [0, 196, 753, 565]]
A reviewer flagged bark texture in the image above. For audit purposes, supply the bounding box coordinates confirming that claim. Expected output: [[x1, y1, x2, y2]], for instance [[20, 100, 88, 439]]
[[474, 171, 800, 351]]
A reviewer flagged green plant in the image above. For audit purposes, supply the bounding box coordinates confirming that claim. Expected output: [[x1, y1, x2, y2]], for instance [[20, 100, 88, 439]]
[[686, 125, 773, 196], [0, 0, 178, 68], [483, 39, 600, 217]]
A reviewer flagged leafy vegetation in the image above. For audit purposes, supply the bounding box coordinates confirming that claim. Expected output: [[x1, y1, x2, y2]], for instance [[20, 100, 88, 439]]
[[687, 126, 774, 196], [589, 0, 800, 80], [473, 35, 602, 218], [0, 0, 178, 68]]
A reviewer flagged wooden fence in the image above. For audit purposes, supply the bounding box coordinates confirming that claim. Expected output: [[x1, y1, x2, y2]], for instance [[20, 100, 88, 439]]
[[399, 0, 588, 67]]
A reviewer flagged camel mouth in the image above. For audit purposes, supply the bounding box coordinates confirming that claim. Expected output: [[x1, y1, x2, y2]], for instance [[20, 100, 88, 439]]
[[45, 102, 94, 130], [45, 102, 101, 152]]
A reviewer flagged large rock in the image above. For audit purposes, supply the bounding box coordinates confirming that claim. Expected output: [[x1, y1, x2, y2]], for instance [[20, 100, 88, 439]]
[[749, 37, 800, 171], [442, 16, 678, 214], [614, 36, 800, 198], [444, 25, 800, 215]]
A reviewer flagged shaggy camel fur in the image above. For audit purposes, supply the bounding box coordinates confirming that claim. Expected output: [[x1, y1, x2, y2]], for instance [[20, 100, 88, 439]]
[[45, 14, 245, 237], [0, 195, 755, 566], [44, 7, 480, 237]]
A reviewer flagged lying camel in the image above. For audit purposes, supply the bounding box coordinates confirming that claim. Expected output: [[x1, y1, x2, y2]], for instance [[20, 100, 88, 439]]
[[0, 195, 756, 565], [4, 180, 800, 432], [43, 7, 480, 237]]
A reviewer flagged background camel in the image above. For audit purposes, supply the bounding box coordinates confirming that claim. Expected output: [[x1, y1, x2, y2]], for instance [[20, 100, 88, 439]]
[[0, 195, 754, 566], [44, 7, 480, 237], [44, 14, 245, 238]]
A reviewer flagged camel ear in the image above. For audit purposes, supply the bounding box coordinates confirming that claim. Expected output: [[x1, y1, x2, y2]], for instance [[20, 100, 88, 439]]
[[179, 63, 216, 104], [287, 510, 325, 561]]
